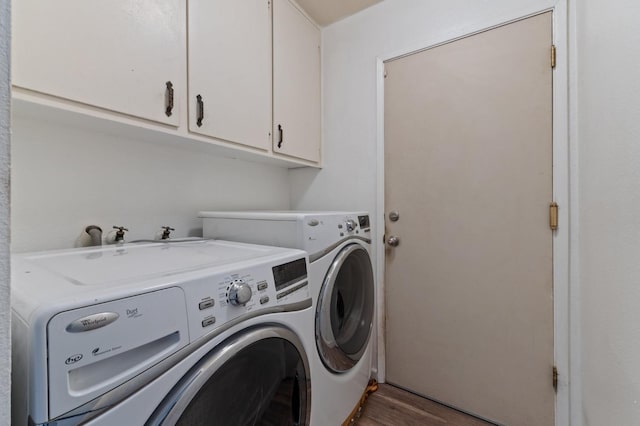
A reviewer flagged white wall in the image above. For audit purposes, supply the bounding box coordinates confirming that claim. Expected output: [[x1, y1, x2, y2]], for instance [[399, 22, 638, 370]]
[[11, 116, 291, 252], [0, 0, 10, 422], [577, 1, 640, 424]]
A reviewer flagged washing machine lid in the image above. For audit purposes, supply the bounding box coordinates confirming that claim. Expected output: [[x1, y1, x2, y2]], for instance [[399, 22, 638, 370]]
[[199, 210, 367, 221], [200, 211, 372, 261], [199, 211, 303, 221], [11, 240, 306, 321], [14, 240, 284, 287]]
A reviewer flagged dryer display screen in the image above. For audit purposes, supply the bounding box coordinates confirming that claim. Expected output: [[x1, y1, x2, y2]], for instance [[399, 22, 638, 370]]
[[272, 258, 308, 291], [358, 215, 370, 229]]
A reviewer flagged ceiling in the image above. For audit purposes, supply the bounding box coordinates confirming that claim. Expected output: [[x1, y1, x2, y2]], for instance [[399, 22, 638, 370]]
[[295, 0, 383, 27]]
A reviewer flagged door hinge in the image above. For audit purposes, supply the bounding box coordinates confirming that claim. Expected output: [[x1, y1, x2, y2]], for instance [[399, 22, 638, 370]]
[[549, 202, 558, 231], [553, 366, 558, 392], [551, 45, 556, 69], [383, 66, 387, 79]]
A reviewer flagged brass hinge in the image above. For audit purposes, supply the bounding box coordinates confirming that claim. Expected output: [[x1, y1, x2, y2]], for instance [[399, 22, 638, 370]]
[[549, 202, 558, 231], [553, 366, 558, 392], [551, 45, 556, 69]]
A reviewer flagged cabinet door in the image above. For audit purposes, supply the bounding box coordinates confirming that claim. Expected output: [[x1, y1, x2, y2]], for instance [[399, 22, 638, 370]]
[[273, 0, 321, 163], [188, 0, 271, 150], [12, 0, 184, 126]]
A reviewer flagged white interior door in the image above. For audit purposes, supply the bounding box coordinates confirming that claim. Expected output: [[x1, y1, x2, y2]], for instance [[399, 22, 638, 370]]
[[384, 13, 554, 425]]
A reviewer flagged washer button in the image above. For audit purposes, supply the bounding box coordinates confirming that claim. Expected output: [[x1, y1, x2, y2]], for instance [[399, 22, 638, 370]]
[[198, 299, 214, 310], [202, 317, 216, 328], [260, 296, 270, 305], [257, 281, 268, 291]]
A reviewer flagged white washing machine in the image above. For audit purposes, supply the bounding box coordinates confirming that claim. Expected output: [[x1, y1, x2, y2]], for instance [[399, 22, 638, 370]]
[[199, 211, 375, 426], [11, 240, 314, 426]]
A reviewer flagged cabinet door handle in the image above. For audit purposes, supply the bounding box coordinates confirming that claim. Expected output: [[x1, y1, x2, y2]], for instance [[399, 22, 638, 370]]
[[165, 81, 174, 117], [196, 95, 204, 127], [277, 124, 283, 148]]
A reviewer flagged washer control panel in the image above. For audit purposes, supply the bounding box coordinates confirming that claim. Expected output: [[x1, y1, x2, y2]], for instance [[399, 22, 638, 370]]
[[183, 255, 309, 342], [228, 279, 252, 305]]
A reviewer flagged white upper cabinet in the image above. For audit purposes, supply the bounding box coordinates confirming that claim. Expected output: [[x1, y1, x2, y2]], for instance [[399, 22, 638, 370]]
[[188, 0, 272, 150], [12, 0, 321, 167], [273, 0, 321, 163], [12, 0, 184, 126]]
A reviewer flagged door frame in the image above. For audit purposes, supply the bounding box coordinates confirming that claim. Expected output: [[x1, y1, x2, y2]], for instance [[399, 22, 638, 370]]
[[374, 2, 571, 425]]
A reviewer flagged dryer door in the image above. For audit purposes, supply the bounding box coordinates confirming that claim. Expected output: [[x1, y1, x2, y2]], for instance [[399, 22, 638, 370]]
[[146, 325, 310, 426], [316, 243, 375, 373]]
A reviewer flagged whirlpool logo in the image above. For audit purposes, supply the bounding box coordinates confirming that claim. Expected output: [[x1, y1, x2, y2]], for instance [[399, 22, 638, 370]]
[[126, 308, 142, 318], [65, 354, 83, 365]]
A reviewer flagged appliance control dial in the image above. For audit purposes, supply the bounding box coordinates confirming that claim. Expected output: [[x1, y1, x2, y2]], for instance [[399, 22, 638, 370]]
[[345, 219, 357, 232], [228, 280, 252, 305]]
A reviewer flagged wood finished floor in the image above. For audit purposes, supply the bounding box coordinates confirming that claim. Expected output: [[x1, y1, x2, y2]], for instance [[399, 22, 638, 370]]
[[357, 384, 495, 426]]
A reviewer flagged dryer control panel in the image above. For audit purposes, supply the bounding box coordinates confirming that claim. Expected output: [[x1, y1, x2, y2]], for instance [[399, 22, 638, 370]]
[[183, 255, 310, 342], [302, 214, 371, 256]]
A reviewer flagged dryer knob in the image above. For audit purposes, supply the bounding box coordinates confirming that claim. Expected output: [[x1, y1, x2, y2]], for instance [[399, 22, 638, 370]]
[[345, 219, 357, 232], [229, 280, 252, 305]]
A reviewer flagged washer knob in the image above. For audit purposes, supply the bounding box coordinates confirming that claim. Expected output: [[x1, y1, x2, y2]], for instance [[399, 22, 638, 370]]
[[228, 280, 252, 305], [345, 219, 357, 232]]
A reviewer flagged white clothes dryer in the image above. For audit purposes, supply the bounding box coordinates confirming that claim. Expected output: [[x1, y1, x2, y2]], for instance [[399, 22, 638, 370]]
[[200, 211, 375, 426], [11, 240, 313, 426]]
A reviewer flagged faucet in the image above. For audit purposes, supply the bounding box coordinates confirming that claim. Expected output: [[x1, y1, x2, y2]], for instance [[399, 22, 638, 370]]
[[113, 226, 128, 243], [161, 226, 175, 240], [84, 225, 102, 246]]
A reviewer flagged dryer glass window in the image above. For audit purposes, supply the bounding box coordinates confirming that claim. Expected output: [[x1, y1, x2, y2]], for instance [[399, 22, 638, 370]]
[[316, 244, 374, 372]]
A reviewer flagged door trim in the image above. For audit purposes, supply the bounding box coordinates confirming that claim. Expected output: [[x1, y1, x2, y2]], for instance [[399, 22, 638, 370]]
[[374, 2, 571, 425]]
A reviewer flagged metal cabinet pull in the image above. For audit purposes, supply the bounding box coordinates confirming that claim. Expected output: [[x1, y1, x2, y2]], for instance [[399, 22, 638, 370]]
[[277, 124, 283, 148], [165, 81, 174, 117], [196, 95, 204, 127]]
